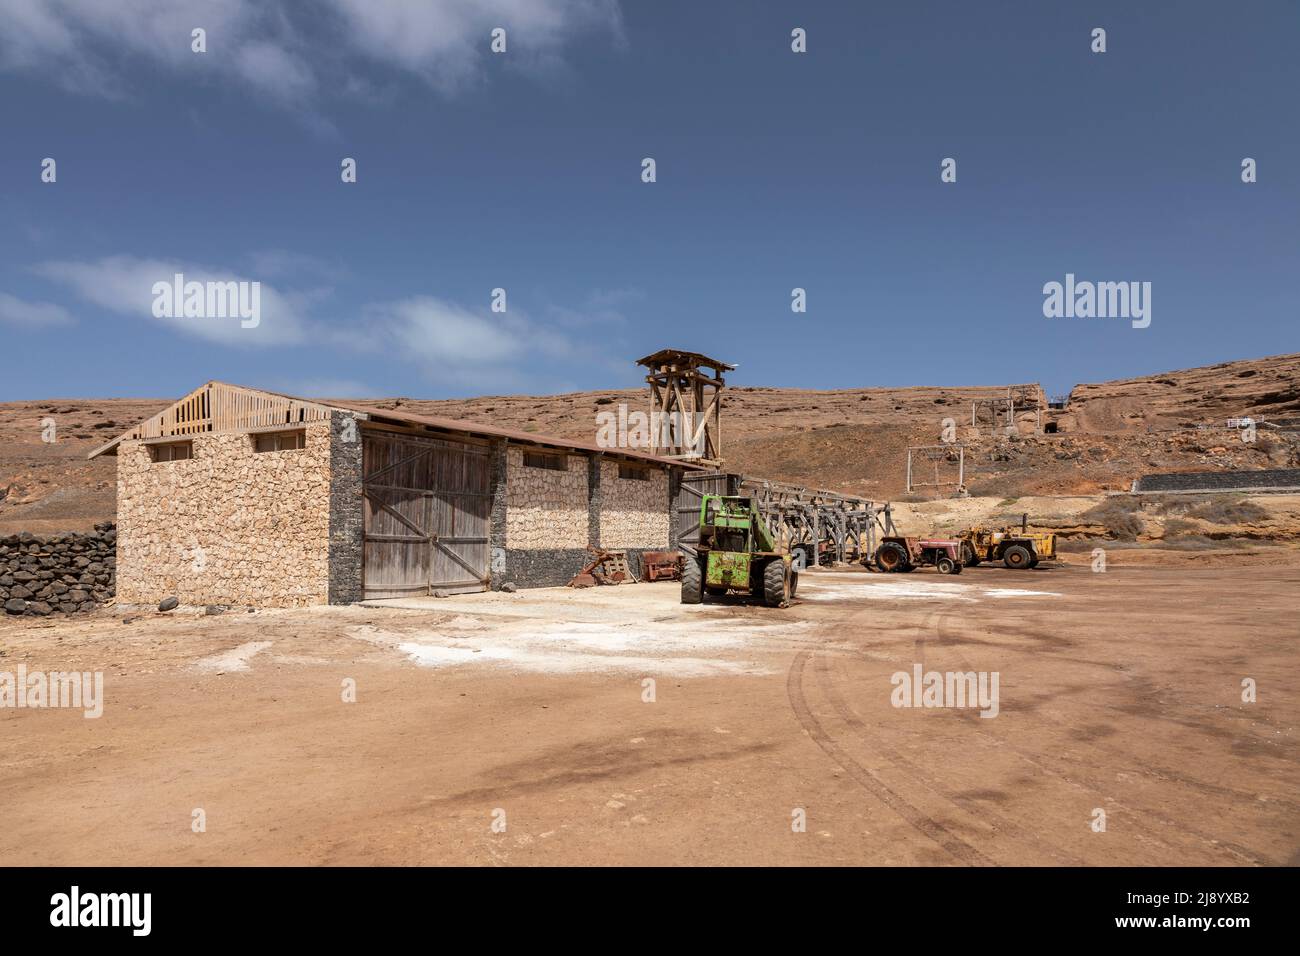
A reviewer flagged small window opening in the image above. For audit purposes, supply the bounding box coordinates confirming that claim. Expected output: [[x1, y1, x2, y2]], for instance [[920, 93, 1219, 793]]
[[254, 430, 306, 453], [150, 441, 193, 462], [523, 451, 566, 471]]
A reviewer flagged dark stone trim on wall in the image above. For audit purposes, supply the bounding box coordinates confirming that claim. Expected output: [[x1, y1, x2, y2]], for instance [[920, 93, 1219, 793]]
[[489, 439, 510, 590], [668, 469, 683, 549], [504, 547, 664, 589], [327, 412, 365, 604], [504, 548, 589, 589], [587, 452, 602, 547]]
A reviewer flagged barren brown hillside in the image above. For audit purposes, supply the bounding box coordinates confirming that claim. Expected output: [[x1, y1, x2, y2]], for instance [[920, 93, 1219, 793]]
[[1, 353, 1297, 532]]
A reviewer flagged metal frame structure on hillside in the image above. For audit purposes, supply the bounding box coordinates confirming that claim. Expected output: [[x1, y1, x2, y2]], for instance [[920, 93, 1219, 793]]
[[906, 444, 966, 495], [971, 384, 1045, 435]]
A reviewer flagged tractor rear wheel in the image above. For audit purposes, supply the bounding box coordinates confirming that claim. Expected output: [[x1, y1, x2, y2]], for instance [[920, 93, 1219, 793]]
[[762, 559, 789, 607], [962, 543, 980, 567], [1003, 545, 1032, 570], [875, 542, 910, 573], [681, 553, 704, 604]]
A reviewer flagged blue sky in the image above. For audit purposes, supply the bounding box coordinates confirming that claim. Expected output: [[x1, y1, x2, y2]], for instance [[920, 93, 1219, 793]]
[[1, 0, 1296, 402]]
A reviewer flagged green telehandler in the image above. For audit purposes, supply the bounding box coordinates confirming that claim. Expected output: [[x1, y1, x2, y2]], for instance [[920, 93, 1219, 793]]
[[681, 494, 796, 607]]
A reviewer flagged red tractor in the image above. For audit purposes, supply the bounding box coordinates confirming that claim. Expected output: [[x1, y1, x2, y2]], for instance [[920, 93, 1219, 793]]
[[870, 536, 964, 575]]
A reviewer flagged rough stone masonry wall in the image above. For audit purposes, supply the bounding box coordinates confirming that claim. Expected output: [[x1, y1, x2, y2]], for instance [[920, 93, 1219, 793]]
[[502, 447, 590, 588], [504, 448, 588, 548], [328, 413, 364, 604], [1, 524, 116, 616], [116, 421, 332, 607], [599, 460, 670, 549], [597, 460, 673, 583]]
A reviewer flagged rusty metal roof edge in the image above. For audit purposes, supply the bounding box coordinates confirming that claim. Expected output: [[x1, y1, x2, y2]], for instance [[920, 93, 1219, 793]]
[[327, 400, 706, 470], [86, 382, 704, 470]]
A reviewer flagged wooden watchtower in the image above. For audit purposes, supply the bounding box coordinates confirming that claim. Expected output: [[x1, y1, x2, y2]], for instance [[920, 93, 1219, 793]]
[[635, 349, 734, 468]]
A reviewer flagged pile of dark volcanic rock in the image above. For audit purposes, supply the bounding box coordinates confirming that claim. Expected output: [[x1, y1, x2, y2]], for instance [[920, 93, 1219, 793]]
[[0, 522, 116, 616]]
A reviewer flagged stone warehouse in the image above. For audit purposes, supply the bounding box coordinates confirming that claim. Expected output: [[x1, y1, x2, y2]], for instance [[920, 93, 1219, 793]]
[[89, 382, 696, 606]]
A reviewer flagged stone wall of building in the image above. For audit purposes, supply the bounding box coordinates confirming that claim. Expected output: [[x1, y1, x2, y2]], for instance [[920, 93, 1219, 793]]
[[599, 460, 670, 549], [504, 447, 588, 549], [116, 421, 333, 607], [500, 447, 590, 588]]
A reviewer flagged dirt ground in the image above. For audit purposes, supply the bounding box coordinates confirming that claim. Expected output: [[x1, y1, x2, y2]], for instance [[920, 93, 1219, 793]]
[[1, 552, 1296, 866]]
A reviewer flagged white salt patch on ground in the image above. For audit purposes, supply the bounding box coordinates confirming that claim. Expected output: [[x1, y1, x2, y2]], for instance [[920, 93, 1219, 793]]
[[348, 606, 797, 676], [395, 640, 766, 677], [798, 580, 977, 602], [195, 640, 272, 673], [983, 588, 1061, 598], [797, 573, 1059, 602]]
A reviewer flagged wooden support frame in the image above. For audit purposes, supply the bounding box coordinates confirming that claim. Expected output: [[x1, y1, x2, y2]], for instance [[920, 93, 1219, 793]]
[[88, 381, 360, 458], [636, 349, 734, 469]]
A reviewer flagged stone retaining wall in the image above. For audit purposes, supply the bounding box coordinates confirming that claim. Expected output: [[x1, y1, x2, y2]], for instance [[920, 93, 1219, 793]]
[[1, 523, 116, 616]]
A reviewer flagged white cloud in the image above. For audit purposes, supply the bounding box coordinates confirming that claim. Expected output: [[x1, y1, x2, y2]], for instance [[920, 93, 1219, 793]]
[[324, 0, 623, 93], [0, 292, 74, 327], [0, 0, 622, 110], [0, 0, 272, 98], [33, 255, 309, 346], [233, 40, 317, 107], [363, 295, 602, 388]]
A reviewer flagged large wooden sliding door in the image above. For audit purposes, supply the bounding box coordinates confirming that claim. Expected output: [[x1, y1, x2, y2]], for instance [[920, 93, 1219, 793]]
[[362, 431, 491, 599]]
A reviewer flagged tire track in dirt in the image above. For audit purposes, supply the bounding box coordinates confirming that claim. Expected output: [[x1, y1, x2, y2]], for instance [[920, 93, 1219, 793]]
[[786, 649, 994, 867], [813, 595, 1272, 865], [889, 594, 1297, 814], [920, 609, 1272, 865], [811, 654, 1085, 865]]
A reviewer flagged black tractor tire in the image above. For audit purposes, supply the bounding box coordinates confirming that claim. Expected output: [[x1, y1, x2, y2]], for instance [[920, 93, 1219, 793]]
[[1003, 545, 1033, 570], [874, 542, 910, 573], [681, 554, 704, 604], [935, 555, 956, 575], [762, 559, 789, 607], [961, 543, 980, 567]]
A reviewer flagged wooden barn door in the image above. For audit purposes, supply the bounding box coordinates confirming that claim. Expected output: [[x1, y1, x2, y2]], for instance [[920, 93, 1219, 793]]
[[362, 431, 491, 599]]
